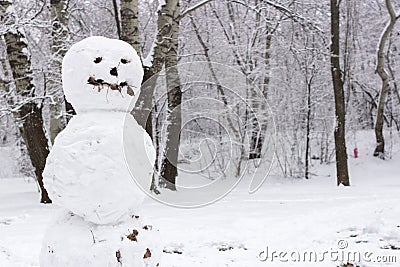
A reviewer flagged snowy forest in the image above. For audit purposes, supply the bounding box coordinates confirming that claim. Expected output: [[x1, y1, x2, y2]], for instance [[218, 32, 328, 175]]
[[1, 0, 400, 266]]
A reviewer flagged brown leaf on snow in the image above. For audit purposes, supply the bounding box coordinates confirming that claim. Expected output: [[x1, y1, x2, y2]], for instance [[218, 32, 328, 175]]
[[116, 250, 121, 263], [143, 248, 152, 259], [143, 225, 152, 230], [127, 85, 135, 96], [127, 229, 139, 242]]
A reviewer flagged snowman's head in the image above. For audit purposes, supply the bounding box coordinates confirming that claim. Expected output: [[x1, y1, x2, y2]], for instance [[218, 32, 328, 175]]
[[62, 36, 143, 113]]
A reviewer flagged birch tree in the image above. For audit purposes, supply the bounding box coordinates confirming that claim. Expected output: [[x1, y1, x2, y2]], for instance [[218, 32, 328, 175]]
[[120, 0, 140, 56], [132, 0, 180, 136], [49, 0, 72, 143], [373, 0, 399, 159], [132, 0, 212, 190], [0, 0, 51, 203], [159, 0, 181, 191]]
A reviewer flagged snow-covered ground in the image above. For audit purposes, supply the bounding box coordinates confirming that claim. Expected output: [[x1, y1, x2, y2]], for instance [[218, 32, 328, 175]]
[[1, 130, 400, 266]]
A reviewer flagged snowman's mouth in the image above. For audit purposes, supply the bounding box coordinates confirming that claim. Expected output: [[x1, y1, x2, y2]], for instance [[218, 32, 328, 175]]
[[87, 76, 135, 96]]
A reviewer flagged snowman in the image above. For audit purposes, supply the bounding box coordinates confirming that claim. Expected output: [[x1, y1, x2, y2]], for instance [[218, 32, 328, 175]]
[[40, 36, 161, 267]]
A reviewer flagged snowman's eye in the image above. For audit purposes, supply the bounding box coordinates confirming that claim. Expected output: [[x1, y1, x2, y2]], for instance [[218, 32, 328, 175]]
[[121, 58, 130, 64], [94, 57, 102, 64]]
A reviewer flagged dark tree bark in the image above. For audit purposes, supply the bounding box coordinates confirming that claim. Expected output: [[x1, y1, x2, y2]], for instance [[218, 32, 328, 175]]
[[64, 95, 76, 119], [373, 0, 399, 159], [130, 0, 180, 191], [132, 0, 212, 136], [49, 0, 73, 143], [17, 102, 51, 203], [305, 80, 312, 179], [249, 33, 272, 160], [112, 0, 121, 39], [120, 0, 140, 57], [131, 0, 212, 191], [330, 0, 350, 186], [160, 0, 181, 191], [1, 0, 51, 202], [131, 0, 180, 137]]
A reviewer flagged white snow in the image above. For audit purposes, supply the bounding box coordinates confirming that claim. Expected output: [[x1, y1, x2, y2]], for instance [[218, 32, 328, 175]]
[[43, 112, 154, 225], [0, 147, 19, 178], [1, 130, 400, 266], [142, 42, 156, 68], [40, 209, 161, 267], [157, 0, 167, 12]]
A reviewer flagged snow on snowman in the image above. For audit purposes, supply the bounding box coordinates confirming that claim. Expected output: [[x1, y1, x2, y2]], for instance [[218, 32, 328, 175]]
[[40, 36, 161, 267]]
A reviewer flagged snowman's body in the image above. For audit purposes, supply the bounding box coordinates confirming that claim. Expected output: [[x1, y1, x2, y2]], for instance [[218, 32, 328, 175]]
[[44, 112, 155, 224], [40, 36, 160, 266], [40, 210, 161, 267]]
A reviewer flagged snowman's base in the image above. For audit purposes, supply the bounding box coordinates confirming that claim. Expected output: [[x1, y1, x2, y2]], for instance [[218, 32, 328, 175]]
[[40, 210, 161, 267]]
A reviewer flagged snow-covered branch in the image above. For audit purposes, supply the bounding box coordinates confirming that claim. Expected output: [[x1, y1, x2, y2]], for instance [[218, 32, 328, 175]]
[[229, 0, 324, 34], [179, 0, 214, 19]]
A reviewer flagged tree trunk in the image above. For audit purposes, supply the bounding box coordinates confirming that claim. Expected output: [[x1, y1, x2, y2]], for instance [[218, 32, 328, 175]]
[[131, 0, 211, 190], [373, 0, 399, 159], [120, 0, 140, 57], [149, 98, 161, 195], [112, 0, 121, 39], [131, 66, 156, 137], [160, 0, 181, 191], [1, 1, 51, 202], [249, 33, 272, 159], [305, 81, 311, 179], [131, 0, 179, 137], [49, 0, 73, 143], [18, 103, 51, 203], [330, 0, 350, 186]]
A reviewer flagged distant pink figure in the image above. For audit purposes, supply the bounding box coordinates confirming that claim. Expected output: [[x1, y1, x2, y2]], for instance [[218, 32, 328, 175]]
[[354, 147, 358, 158]]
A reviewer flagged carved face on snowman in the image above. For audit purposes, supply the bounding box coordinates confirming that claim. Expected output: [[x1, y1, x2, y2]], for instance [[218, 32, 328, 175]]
[[62, 36, 143, 113]]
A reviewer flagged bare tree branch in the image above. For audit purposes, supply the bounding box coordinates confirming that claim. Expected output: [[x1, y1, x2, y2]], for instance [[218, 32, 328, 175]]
[[179, 0, 214, 19]]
